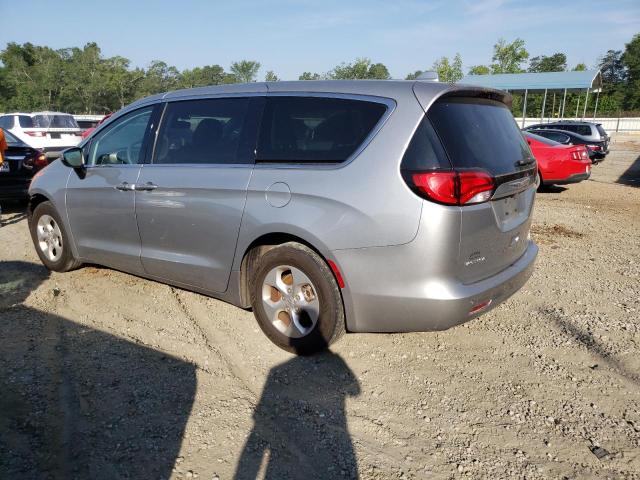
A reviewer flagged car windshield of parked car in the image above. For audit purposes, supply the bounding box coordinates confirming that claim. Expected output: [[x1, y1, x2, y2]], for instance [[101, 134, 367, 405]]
[[29, 114, 80, 129], [525, 132, 560, 146], [427, 97, 533, 176]]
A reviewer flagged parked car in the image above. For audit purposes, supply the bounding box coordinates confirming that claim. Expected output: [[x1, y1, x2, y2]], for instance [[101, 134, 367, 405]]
[[0, 130, 50, 201], [27, 81, 538, 354], [523, 132, 591, 188], [524, 121, 609, 160], [81, 113, 112, 139], [0, 112, 83, 159], [525, 128, 605, 162]]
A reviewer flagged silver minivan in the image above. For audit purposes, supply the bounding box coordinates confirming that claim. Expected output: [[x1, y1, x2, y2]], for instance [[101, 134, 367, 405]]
[[28, 81, 538, 354]]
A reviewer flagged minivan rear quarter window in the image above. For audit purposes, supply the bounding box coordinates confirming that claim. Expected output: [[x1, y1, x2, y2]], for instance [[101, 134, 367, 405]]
[[257, 96, 387, 163], [427, 97, 533, 177]]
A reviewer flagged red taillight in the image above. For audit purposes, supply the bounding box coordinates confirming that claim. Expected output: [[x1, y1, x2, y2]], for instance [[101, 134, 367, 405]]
[[410, 171, 495, 206], [25, 131, 47, 137], [588, 145, 601, 151], [34, 154, 48, 169]]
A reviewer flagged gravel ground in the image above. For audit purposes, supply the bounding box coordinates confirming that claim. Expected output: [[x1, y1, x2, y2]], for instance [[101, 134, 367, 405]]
[[1, 134, 639, 480]]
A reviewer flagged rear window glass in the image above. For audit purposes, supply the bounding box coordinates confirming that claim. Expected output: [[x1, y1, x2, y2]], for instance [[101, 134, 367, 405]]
[[538, 131, 570, 143], [31, 114, 79, 129], [401, 117, 449, 170], [427, 97, 533, 176], [257, 97, 387, 163], [596, 124, 607, 137]]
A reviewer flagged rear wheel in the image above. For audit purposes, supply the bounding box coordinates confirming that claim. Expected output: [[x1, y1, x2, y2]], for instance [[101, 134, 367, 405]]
[[250, 242, 345, 355], [29, 201, 81, 272]]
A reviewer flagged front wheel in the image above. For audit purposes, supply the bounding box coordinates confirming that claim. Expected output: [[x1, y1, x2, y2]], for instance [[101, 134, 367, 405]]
[[29, 201, 82, 272], [250, 242, 345, 355]]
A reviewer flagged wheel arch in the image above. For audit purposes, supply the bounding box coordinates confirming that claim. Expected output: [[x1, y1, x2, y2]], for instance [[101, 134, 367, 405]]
[[236, 231, 345, 315]]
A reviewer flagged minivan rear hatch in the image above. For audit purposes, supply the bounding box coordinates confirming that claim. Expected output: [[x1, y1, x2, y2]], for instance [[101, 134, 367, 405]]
[[412, 87, 537, 284]]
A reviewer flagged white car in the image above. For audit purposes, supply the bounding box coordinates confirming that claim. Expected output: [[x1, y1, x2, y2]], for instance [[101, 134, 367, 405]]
[[0, 112, 83, 158]]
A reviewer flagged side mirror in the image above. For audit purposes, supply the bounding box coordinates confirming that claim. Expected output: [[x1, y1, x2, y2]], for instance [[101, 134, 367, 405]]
[[61, 147, 84, 169]]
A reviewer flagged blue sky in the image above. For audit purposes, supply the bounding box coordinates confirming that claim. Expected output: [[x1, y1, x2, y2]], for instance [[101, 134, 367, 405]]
[[1, 0, 638, 79]]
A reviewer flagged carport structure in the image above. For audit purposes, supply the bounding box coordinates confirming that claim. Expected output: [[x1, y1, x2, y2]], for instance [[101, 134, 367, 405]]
[[459, 70, 603, 127]]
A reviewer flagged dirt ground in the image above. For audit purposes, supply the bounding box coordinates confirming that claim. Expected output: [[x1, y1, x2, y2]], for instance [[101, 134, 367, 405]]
[[1, 134, 639, 480]]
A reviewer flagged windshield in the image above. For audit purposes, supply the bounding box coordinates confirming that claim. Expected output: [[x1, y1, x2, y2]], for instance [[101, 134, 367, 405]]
[[427, 97, 534, 176], [524, 131, 560, 146], [31, 114, 80, 129]]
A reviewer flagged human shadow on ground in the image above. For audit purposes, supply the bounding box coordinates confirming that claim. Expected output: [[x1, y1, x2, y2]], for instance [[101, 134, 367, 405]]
[[234, 345, 361, 479], [546, 308, 639, 387], [0, 261, 197, 479], [617, 154, 640, 187]]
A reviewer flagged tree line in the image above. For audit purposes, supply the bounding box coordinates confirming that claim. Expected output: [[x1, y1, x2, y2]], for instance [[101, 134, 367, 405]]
[[0, 33, 638, 116]]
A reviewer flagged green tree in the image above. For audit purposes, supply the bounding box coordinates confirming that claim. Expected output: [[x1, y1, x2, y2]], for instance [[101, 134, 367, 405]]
[[230, 60, 260, 83], [405, 70, 424, 80], [528, 53, 567, 72], [135, 60, 180, 99], [432, 53, 463, 83], [622, 33, 640, 109], [179, 65, 228, 88], [468, 65, 491, 75], [572, 63, 587, 71], [330, 58, 391, 79], [598, 49, 626, 84], [491, 38, 529, 73], [299, 72, 321, 80], [265, 70, 279, 82]]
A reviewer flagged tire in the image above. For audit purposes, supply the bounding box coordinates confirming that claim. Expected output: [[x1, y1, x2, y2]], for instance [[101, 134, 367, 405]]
[[29, 201, 82, 272], [250, 242, 345, 355], [536, 172, 548, 192]]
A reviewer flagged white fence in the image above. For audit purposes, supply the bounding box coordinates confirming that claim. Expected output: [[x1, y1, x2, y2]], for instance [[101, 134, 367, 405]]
[[514, 117, 640, 133]]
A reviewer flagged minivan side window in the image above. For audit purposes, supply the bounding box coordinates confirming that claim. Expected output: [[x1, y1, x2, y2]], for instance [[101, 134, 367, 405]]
[[87, 107, 154, 166], [153, 97, 254, 165], [257, 96, 387, 163]]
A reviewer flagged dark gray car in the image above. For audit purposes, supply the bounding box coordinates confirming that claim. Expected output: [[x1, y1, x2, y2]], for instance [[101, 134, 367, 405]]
[[28, 81, 538, 354]]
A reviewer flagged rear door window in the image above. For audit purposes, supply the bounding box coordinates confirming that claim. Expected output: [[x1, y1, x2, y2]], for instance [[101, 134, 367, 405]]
[[153, 97, 258, 165], [18, 116, 34, 128], [257, 96, 387, 163], [575, 125, 592, 136], [427, 97, 533, 176]]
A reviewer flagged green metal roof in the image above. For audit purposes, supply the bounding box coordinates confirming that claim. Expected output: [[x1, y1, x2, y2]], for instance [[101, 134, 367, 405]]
[[459, 70, 602, 93]]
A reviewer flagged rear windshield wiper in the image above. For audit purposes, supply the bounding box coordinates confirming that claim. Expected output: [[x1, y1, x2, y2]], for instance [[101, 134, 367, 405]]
[[515, 159, 535, 167]]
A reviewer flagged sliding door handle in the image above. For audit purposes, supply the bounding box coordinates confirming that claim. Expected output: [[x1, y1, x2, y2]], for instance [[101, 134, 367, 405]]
[[115, 182, 135, 191], [136, 182, 158, 192]]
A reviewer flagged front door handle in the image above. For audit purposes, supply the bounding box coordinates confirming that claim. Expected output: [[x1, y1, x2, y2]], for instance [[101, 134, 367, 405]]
[[115, 182, 135, 191], [136, 182, 158, 192]]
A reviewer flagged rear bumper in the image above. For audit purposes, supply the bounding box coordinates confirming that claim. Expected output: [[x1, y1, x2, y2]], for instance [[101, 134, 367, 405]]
[[544, 171, 591, 185], [335, 240, 538, 333]]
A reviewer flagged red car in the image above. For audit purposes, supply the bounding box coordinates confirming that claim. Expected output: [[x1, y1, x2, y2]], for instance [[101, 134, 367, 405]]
[[524, 132, 592, 189], [81, 113, 112, 139]]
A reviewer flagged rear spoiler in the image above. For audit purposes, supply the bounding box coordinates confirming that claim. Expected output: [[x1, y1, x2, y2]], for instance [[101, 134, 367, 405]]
[[412, 82, 512, 113]]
